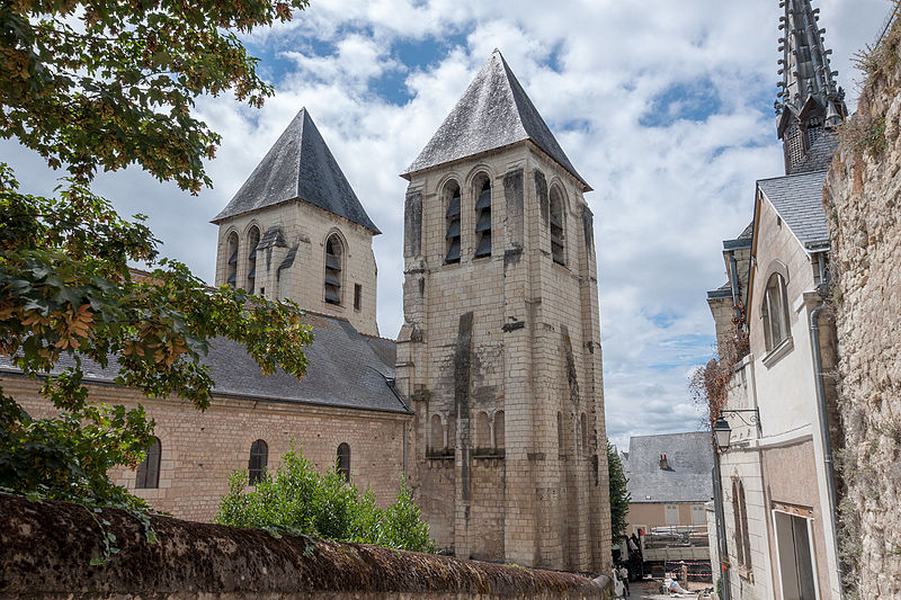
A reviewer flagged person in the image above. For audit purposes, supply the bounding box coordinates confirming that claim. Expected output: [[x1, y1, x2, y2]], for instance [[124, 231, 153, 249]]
[[618, 563, 630, 597]]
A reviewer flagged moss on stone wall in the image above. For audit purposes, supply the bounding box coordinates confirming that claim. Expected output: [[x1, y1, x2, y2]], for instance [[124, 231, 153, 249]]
[[0, 493, 610, 599], [824, 9, 901, 598]]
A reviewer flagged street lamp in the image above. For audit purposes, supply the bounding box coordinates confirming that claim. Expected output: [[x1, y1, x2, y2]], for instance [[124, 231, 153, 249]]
[[714, 417, 732, 450]]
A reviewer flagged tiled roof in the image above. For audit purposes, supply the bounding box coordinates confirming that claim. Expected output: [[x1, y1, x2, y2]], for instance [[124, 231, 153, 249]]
[[757, 170, 829, 248], [1, 314, 407, 414], [625, 432, 713, 504], [402, 50, 589, 190], [212, 109, 380, 234], [793, 130, 839, 174]]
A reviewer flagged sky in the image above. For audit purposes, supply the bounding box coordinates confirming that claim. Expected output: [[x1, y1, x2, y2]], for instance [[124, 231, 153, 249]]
[[0, 0, 893, 448]]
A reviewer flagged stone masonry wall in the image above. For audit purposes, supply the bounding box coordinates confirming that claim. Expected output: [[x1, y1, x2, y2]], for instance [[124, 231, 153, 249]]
[[822, 17, 901, 599], [3, 375, 409, 521], [0, 493, 612, 600]]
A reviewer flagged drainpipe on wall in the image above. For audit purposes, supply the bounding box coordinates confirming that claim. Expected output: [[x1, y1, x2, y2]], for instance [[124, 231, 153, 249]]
[[809, 250, 843, 597]]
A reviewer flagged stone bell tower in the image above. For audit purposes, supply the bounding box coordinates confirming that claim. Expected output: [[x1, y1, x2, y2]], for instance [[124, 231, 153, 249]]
[[395, 50, 611, 572]]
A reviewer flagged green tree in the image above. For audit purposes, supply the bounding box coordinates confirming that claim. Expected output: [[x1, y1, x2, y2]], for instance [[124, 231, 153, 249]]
[[216, 449, 435, 553], [608, 441, 630, 544], [0, 0, 312, 510]]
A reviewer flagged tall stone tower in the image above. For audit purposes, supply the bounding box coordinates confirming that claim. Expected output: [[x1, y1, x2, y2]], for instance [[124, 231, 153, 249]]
[[211, 109, 381, 337], [396, 50, 611, 572], [776, 0, 847, 174]]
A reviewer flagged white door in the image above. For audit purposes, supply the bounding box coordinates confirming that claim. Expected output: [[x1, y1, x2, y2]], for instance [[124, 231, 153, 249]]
[[774, 511, 818, 600], [665, 504, 679, 525]]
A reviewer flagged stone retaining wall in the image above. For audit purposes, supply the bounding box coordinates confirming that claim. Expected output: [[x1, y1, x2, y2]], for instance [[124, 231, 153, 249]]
[[0, 493, 611, 600]]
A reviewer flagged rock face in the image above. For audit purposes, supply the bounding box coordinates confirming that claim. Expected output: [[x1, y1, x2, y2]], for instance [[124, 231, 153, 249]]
[[0, 493, 611, 600], [823, 21, 901, 599]]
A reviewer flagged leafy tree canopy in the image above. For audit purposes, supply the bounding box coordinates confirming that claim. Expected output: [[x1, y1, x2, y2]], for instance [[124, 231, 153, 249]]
[[216, 450, 435, 553], [608, 441, 630, 545], [0, 0, 313, 510]]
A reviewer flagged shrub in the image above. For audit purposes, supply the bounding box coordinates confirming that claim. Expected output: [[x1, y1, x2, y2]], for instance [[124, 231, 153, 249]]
[[215, 449, 435, 553]]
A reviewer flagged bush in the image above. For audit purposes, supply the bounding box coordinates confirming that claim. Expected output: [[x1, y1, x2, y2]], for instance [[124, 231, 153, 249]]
[[215, 449, 435, 553]]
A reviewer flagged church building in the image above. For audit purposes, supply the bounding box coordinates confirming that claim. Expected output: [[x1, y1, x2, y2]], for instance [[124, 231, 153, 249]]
[[2, 50, 611, 573]]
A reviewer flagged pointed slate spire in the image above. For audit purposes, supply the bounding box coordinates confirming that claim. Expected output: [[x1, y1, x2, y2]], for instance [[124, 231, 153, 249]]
[[213, 109, 380, 234], [776, 0, 846, 129], [403, 50, 590, 191]]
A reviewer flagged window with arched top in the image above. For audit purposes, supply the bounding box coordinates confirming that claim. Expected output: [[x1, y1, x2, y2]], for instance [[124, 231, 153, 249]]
[[246, 226, 260, 293], [337, 443, 351, 482], [762, 272, 790, 351], [430, 414, 444, 451], [135, 436, 161, 489], [248, 439, 268, 484], [225, 232, 239, 289], [444, 181, 461, 264], [557, 411, 564, 456], [494, 410, 505, 449], [549, 186, 566, 265], [580, 413, 588, 453], [732, 478, 752, 570], [324, 234, 344, 305], [476, 411, 491, 448], [473, 175, 492, 258], [447, 414, 457, 451]]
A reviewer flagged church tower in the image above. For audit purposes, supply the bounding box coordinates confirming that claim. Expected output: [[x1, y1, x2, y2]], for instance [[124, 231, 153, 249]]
[[212, 109, 380, 337], [396, 50, 610, 571], [776, 0, 847, 174]]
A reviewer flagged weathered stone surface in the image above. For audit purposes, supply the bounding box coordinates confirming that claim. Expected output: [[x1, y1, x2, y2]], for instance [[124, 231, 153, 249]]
[[0, 493, 610, 600], [823, 22, 901, 599]]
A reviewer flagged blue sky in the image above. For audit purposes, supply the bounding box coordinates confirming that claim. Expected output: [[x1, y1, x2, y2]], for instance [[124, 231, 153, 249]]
[[0, 0, 892, 448]]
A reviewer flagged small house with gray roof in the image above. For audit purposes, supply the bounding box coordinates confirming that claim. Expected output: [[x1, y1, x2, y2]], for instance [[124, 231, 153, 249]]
[[624, 432, 713, 534]]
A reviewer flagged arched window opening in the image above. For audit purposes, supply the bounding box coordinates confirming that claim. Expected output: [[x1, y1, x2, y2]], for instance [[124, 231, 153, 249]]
[[337, 442, 351, 482], [445, 181, 461, 264], [738, 481, 752, 569], [474, 176, 492, 258], [249, 439, 268, 484], [135, 436, 161, 489], [762, 272, 790, 351], [430, 414, 444, 451], [246, 226, 260, 293], [580, 413, 588, 453], [557, 411, 564, 456], [476, 411, 491, 448], [494, 410, 505, 449], [324, 234, 344, 305], [225, 232, 239, 289], [549, 186, 566, 265], [732, 479, 748, 568]]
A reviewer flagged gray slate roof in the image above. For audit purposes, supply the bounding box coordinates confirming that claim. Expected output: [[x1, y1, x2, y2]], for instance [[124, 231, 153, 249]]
[[793, 130, 839, 174], [757, 170, 829, 249], [625, 432, 713, 504], [403, 50, 590, 190], [212, 109, 380, 234], [1, 314, 407, 414]]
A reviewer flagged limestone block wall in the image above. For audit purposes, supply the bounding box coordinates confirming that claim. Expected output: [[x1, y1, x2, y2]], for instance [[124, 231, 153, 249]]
[[214, 201, 379, 337], [3, 375, 409, 522], [0, 493, 613, 600], [397, 141, 610, 573], [822, 20, 901, 598]]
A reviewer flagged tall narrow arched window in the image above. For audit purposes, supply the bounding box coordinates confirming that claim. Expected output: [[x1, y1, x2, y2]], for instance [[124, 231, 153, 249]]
[[447, 414, 457, 451], [762, 272, 790, 351], [494, 410, 505, 449], [136, 436, 161, 489], [738, 480, 752, 569], [476, 411, 491, 449], [246, 226, 260, 293], [732, 479, 746, 567], [430, 414, 444, 452], [580, 413, 588, 453], [337, 443, 351, 482], [557, 411, 564, 456], [225, 232, 239, 289], [248, 439, 268, 484], [445, 181, 461, 264], [473, 175, 492, 258], [549, 186, 566, 265], [324, 234, 344, 305]]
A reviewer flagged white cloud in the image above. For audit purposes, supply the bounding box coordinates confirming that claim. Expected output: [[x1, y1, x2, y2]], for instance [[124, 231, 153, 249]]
[[0, 0, 891, 450]]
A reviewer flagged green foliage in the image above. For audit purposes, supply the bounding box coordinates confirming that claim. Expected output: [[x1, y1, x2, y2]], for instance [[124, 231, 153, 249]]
[[216, 450, 436, 553], [0, 0, 314, 512], [1, 0, 310, 193], [607, 441, 630, 544]]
